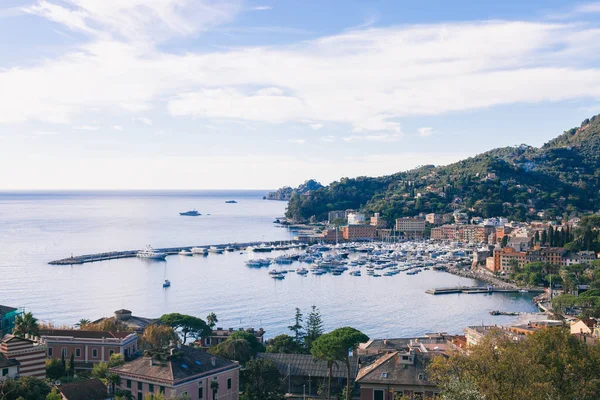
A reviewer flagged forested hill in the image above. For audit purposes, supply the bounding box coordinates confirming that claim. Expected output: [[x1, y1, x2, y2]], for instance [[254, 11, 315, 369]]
[[283, 114, 600, 223]]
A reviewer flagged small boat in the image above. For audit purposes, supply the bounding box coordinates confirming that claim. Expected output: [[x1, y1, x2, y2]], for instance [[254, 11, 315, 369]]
[[180, 210, 201, 216], [252, 244, 273, 253], [179, 249, 193, 256], [163, 279, 171, 288], [225, 246, 235, 252], [225, 200, 237, 204], [519, 289, 529, 293], [271, 275, 285, 280], [191, 247, 208, 255], [296, 268, 309, 275], [137, 246, 167, 260], [208, 246, 224, 254]]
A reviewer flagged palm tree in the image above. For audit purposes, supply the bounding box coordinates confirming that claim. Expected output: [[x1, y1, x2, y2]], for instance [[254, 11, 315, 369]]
[[13, 311, 39, 337], [75, 319, 91, 329], [206, 312, 218, 329], [106, 372, 121, 395]]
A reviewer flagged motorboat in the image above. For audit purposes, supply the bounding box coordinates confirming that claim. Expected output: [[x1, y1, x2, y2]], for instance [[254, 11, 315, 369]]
[[163, 279, 171, 288], [179, 210, 201, 216], [225, 246, 235, 252], [179, 249, 193, 256], [225, 200, 237, 203], [208, 246, 224, 254], [137, 246, 167, 260], [191, 247, 208, 255]]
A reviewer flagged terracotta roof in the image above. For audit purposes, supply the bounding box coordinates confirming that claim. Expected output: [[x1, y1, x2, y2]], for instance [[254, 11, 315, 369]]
[[59, 379, 108, 400], [40, 329, 133, 339], [0, 353, 19, 369], [257, 353, 359, 379], [1, 334, 35, 344], [356, 351, 436, 388], [110, 345, 238, 384]]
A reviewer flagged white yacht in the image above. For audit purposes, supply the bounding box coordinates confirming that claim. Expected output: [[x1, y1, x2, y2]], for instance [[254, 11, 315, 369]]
[[191, 247, 208, 255], [208, 246, 224, 254], [137, 246, 167, 260], [179, 249, 193, 256]]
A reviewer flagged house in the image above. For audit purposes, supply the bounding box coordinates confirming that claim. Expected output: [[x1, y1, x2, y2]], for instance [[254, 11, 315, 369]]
[[40, 329, 138, 370], [257, 352, 359, 399], [0, 305, 22, 336], [196, 327, 265, 348], [570, 319, 595, 335], [110, 344, 240, 400], [58, 379, 109, 400], [356, 351, 439, 400], [0, 353, 19, 381], [92, 309, 156, 334], [0, 334, 46, 378]]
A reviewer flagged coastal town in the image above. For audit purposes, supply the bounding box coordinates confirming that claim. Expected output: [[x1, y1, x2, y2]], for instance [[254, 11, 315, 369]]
[[3, 208, 600, 399]]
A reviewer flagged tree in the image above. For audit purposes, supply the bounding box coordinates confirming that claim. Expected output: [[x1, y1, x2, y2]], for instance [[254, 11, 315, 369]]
[[141, 324, 179, 349], [13, 312, 39, 338], [304, 306, 324, 351], [534, 230, 540, 244], [210, 338, 251, 364], [45, 358, 65, 380], [60, 353, 66, 376], [69, 353, 75, 377], [288, 308, 304, 344], [75, 318, 91, 329], [541, 229, 547, 245], [107, 372, 122, 395], [311, 335, 338, 400], [91, 362, 108, 379], [45, 388, 62, 400], [241, 359, 283, 400], [501, 235, 509, 248], [159, 313, 211, 344], [266, 334, 304, 354], [311, 327, 369, 400], [0, 376, 52, 400], [211, 380, 219, 400], [108, 353, 125, 368], [206, 313, 218, 329]]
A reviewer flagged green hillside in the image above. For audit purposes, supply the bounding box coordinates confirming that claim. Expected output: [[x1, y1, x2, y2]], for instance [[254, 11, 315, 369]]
[[280, 114, 600, 223]]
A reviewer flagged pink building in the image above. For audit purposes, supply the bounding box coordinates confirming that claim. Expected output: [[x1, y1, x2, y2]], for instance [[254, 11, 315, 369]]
[[40, 329, 138, 370], [110, 344, 240, 400], [0, 334, 46, 378]]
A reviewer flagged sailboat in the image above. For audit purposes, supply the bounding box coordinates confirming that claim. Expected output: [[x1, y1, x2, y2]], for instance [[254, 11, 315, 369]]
[[163, 264, 171, 288]]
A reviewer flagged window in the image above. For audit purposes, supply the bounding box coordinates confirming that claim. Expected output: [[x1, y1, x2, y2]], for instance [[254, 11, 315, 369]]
[[127, 380, 131, 388], [149, 384, 154, 393], [401, 356, 409, 360], [198, 387, 203, 399], [62, 348, 67, 357], [109, 350, 114, 357], [206, 338, 211, 345], [2, 368, 8, 376], [75, 348, 81, 357], [227, 378, 232, 390], [138, 382, 142, 390], [48, 347, 53, 357], [137, 392, 143, 400], [92, 349, 98, 358], [381, 373, 388, 378], [374, 390, 384, 400], [418, 373, 425, 380], [160, 386, 165, 393]]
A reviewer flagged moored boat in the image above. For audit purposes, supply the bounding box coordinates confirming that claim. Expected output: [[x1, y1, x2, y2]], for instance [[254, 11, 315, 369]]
[[137, 246, 167, 260]]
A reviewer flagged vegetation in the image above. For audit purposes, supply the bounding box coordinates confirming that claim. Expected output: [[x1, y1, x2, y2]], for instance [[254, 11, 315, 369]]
[[140, 324, 179, 349], [209, 331, 266, 364], [0, 377, 51, 400], [45, 388, 62, 400], [311, 327, 369, 400], [12, 312, 39, 337], [281, 114, 600, 224], [287, 308, 304, 344], [158, 313, 212, 344], [240, 359, 283, 400], [266, 179, 323, 201], [45, 358, 66, 381], [428, 327, 600, 400], [266, 334, 304, 354], [304, 306, 324, 351]]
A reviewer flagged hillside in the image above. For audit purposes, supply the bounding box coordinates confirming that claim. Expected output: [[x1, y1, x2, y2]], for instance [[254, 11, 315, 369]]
[[282, 114, 600, 223], [266, 179, 323, 200]]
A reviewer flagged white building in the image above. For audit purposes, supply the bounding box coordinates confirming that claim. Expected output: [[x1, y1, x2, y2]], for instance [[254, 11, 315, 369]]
[[0, 353, 19, 381], [347, 212, 366, 225]]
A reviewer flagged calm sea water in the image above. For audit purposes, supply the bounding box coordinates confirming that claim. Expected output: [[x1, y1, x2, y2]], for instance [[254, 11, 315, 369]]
[[0, 191, 538, 339]]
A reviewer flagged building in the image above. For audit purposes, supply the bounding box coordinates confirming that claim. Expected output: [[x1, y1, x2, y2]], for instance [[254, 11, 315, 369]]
[[40, 329, 138, 369], [430, 224, 493, 244], [321, 228, 341, 243], [563, 251, 597, 266], [570, 319, 595, 335], [0, 305, 22, 336], [340, 225, 377, 241], [327, 210, 345, 224], [370, 213, 387, 228], [347, 212, 366, 225], [0, 334, 46, 378], [395, 218, 426, 237], [196, 327, 265, 348], [92, 309, 156, 334], [425, 213, 442, 225], [356, 351, 439, 400], [488, 247, 527, 273], [258, 352, 358, 399], [59, 379, 109, 400], [111, 344, 240, 400], [0, 353, 19, 381]]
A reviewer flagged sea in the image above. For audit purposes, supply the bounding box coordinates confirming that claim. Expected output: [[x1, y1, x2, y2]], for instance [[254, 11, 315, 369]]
[[0, 190, 538, 339]]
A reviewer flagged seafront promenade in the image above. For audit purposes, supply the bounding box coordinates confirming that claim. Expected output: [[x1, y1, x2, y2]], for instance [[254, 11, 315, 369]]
[[48, 240, 297, 265]]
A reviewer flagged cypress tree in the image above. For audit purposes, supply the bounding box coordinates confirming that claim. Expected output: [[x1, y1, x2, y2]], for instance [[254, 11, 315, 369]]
[[541, 230, 547, 246], [534, 231, 540, 244], [548, 226, 554, 247]]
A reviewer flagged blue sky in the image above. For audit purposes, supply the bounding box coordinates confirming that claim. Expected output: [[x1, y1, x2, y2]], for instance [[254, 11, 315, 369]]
[[1, 0, 599, 190]]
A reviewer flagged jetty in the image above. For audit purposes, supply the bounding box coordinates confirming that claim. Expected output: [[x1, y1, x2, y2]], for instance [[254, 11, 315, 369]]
[[426, 286, 545, 295], [48, 240, 298, 265]]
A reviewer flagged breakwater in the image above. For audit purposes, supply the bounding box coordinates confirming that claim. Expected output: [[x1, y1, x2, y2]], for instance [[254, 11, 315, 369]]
[[48, 240, 297, 265], [425, 286, 544, 295]]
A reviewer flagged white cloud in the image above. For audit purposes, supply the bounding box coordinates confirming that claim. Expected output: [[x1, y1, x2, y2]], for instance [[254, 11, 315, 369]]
[[75, 125, 99, 131], [135, 117, 153, 126], [289, 139, 306, 144], [343, 133, 404, 142], [34, 130, 58, 136], [418, 127, 433, 137], [250, 5, 272, 11], [309, 123, 323, 130], [572, 2, 600, 14], [113, 125, 124, 130], [320, 136, 335, 142]]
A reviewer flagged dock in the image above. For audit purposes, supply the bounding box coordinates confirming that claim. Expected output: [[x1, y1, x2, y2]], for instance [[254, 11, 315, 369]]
[[426, 286, 545, 295], [48, 240, 297, 265]]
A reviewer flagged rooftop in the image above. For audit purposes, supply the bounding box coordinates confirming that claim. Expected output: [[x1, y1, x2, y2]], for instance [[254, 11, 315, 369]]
[[110, 345, 238, 384], [0, 305, 17, 315], [0, 353, 19, 369], [59, 378, 108, 400], [257, 353, 359, 379], [40, 329, 135, 340], [356, 351, 436, 387]]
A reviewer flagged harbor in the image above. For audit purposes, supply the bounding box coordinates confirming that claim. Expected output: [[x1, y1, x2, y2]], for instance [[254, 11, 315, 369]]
[[425, 286, 544, 295]]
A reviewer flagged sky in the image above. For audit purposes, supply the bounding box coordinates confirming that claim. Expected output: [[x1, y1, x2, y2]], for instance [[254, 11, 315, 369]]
[[1, 0, 600, 190]]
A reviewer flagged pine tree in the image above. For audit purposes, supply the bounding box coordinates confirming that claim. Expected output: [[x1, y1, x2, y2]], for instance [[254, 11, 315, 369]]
[[304, 306, 324, 351], [288, 308, 304, 344]]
